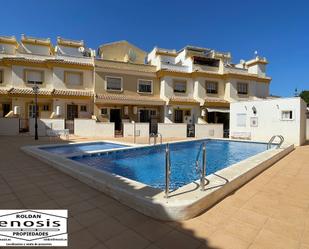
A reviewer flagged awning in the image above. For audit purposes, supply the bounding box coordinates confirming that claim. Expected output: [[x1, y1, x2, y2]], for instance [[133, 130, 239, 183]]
[[206, 107, 230, 113]]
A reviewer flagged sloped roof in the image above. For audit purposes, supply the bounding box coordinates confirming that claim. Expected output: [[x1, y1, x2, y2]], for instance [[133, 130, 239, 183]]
[[96, 93, 165, 105]]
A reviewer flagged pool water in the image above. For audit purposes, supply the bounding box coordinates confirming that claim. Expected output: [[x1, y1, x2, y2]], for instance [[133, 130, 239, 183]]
[[70, 140, 267, 190], [40, 142, 128, 155]]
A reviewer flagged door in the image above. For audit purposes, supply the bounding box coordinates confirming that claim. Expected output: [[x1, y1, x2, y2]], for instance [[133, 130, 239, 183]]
[[139, 110, 150, 123], [174, 109, 183, 123], [67, 104, 78, 120], [2, 104, 11, 117], [66, 104, 78, 133], [28, 104, 37, 118], [110, 109, 122, 131]]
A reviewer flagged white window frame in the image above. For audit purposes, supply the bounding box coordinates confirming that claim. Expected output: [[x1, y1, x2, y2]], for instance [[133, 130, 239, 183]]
[[105, 76, 123, 92], [100, 108, 108, 116], [206, 81, 218, 94], [80, 105, 87, 112], [24, 69, 44, 85], [236, 113, 247, 127], [137, 79, 153, 94], [237, 82, 248, 95], [64, 71, 83, 86], [281, 110, 294, 121], [173, 80, 187, 93]]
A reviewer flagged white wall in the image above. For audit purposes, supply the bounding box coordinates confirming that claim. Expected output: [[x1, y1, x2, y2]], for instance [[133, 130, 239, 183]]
[[0, 118, 19, 135], [306, 119, 309, 141], [195, 124, 223, 138], [158, 123, 187, 138], [74, 119, 114, 138], [29, 118, 65, 136], [123, 122, 149, 137], [230, 97, 306, 146]]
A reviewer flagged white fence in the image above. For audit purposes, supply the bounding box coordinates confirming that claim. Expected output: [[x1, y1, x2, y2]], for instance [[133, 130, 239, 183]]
[[195, 124, 223, 138], [29, 119, 65, 136], [123, 122, 149, 137], [0, 118, 19, 135], [158, 123, 187, 138], [74, 119, 114, 138]]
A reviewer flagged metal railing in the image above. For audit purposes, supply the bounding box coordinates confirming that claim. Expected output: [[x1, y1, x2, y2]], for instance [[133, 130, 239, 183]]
[[267, 135, 284, 149], [149, 133, 163, 145], [165, 143, 171, 198], [195, 142, 207, 191]]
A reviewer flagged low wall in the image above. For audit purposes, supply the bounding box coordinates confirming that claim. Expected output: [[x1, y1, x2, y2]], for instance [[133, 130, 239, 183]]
[[306, 119, 309, 140], [74, 119, 114, 138], [195, 124, 224, 138], [0, 118, 19, 135], [29, 119, 65, 136], [123, 123, 149, 137], [158, 123, 187, 138]]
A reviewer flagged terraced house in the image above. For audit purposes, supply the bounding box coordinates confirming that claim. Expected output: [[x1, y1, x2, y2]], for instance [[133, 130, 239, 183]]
[[0, 35, 271, 138], [147, 46, 271, 134], [0, 35, 95, 132]]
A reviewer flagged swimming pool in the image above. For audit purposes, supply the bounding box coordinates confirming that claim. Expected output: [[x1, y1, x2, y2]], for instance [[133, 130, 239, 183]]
[[40, 142, 128, 155], [70, 140, 267, 190]]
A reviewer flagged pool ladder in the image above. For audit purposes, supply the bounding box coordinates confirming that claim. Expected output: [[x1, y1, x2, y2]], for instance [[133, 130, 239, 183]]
[[267, 135, 284, 149], [195, 142, 207, 191], [164, 141, 207, 198], [149, 133, 163, 145]]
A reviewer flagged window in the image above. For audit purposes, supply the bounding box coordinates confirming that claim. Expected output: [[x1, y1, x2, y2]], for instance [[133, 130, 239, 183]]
[[184, 110, 191, 116], [237, 82, 248, 95], [206, 81, 218, 94], [64, 71, 83, 85], [0, 70, 3, 83], [150, 110, 156, 116], [106, 76, 122, 91], [101, 108, 108, 115], [281, 110, 293, 120], [25, 70, 44, 84], [80, 105, 87, 112], [42, 105, 49, 111], [236, 113, 247, 127], [174, 80, 186, 93], [138, 79, 152, 93]]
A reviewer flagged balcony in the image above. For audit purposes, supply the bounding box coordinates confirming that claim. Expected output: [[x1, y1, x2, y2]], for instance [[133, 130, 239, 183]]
[[193, 64, 219, 73], [159, 62, 190, 73]]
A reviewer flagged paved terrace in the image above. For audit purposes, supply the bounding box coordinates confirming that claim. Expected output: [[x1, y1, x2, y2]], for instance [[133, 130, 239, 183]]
[[0, 136, 308, 249]]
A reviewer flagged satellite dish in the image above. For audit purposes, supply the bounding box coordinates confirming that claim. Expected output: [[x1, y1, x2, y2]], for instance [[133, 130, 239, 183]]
[[128, 49, 137, 62], [78, 47, 85, 53]]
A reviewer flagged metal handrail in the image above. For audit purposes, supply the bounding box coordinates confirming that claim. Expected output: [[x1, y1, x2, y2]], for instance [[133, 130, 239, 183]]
[[157, 133, 163, 144], [165, 143, 171, 198], [267, 135, 284, 149], [195, 142, 207, 191], [149, 133, 163, 145], [149, 133, 157, 145]]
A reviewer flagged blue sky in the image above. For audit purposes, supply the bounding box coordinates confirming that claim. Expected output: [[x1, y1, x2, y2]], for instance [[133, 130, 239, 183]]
[[1, 0, 308, 96]]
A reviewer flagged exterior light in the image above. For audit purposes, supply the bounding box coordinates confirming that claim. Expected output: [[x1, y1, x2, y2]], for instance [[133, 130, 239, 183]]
[[13, 106, 20, 115], [56, 106, 61, 116], [252, 106, 257, 115], [133, 106, 138, 115], [124, 106, 129, 115], [168, 108, 173, 115]]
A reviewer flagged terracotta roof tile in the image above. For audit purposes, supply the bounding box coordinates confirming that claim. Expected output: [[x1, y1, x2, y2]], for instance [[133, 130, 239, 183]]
[[52, 89, 93, 97], [0, 87, 9, 94], [8, 88, 52, 95], [169, 96, 199, 104], [205, 97, 229, 103], [96, 93, 165, 105], [3, 87, 93, 97], [95, 60, 156, 73]]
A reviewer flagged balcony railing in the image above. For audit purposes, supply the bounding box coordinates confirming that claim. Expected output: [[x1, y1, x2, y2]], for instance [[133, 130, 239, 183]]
[[160, 62, 190, 73]]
